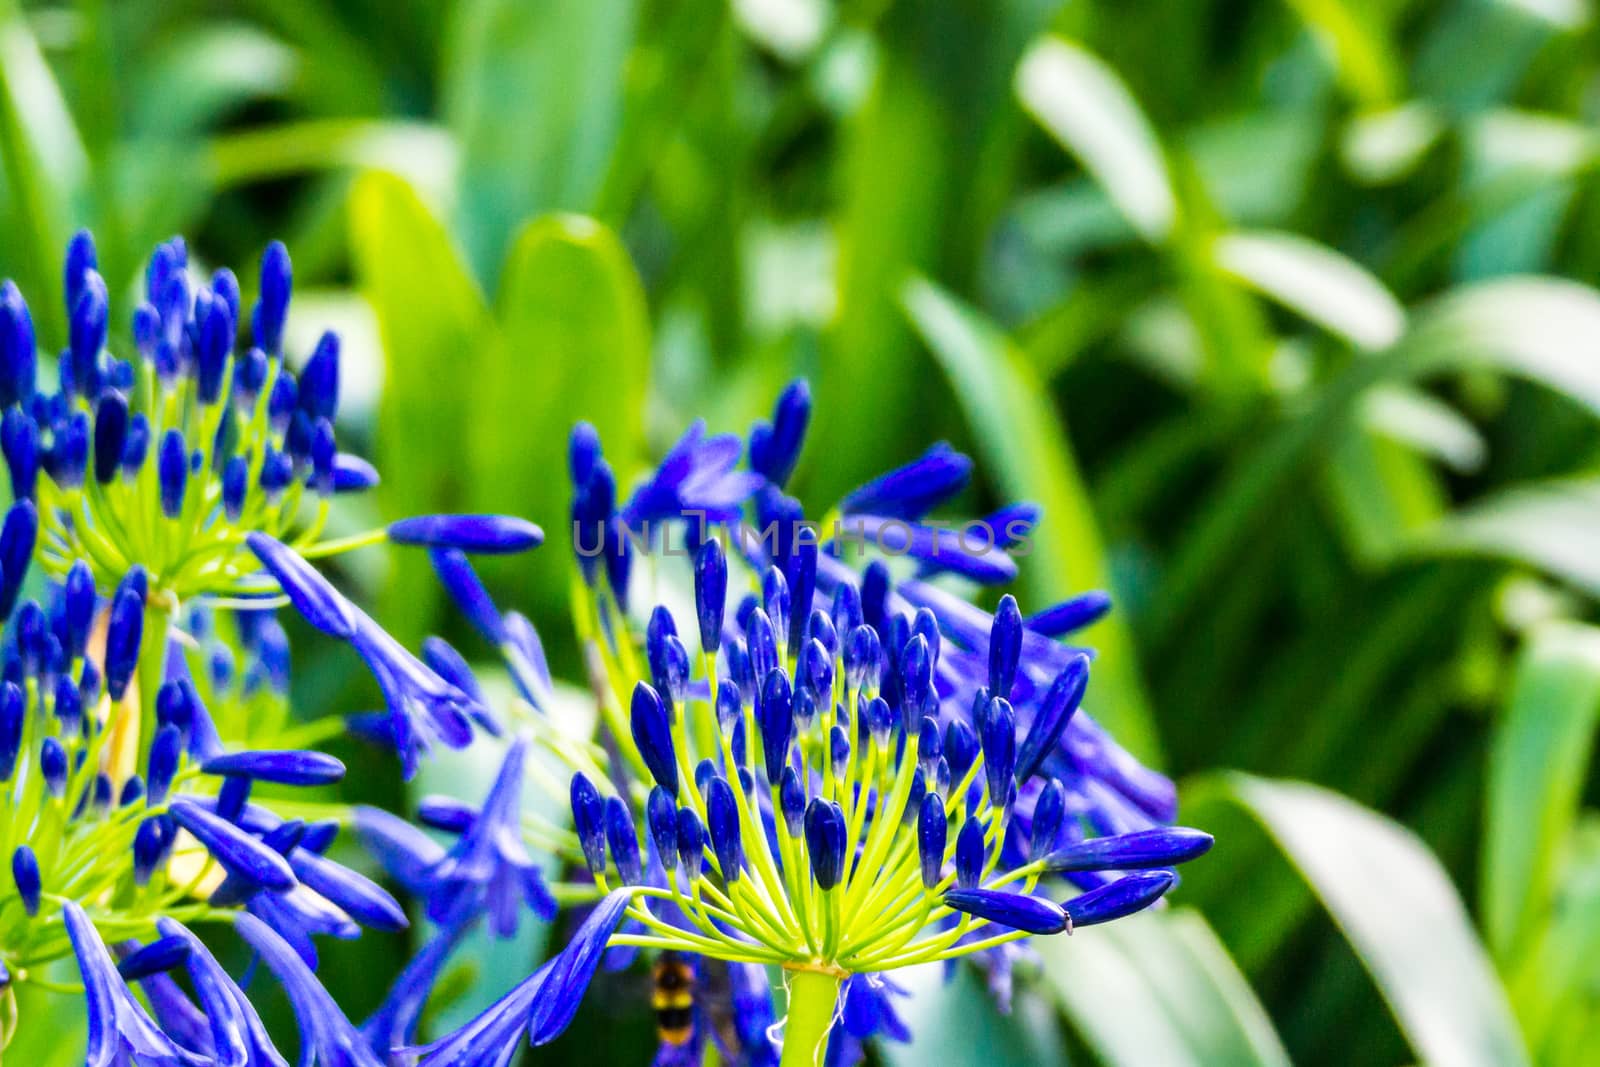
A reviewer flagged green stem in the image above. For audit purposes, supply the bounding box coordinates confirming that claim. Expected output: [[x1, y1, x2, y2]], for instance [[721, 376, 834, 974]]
[[779, 969, 841, 1067]]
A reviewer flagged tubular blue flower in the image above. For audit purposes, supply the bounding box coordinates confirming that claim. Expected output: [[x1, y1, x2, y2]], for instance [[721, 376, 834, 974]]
[[253, 241, 292, 353], [1042, 827, 1214, 873], [943, 888, 1069, 935], [605, 796, 643, 884], [747, 378, 811, 488], [407, 889, 632, 1067], [247, 534, 356, 639], [388, 514, 544, 555], [0, 499, 38, 620], [158, 429, 186, 518], [428, 547, 506, 645], [1065, 870, 1177, 927], [1014, 655, 1089, 783], [289, 848, 409, 932], [201, 749, 347, 786], [705, 776, 742, 881], [570, 773, 608, 874], [168, 799, 296, 892], [64, 901, 207, 1067], [236, 912, 385, 1067], [839, 442, 971, 522], [153, 918, 284, 1066], [620, 420, 764, 527], [1028, 591, 1113, 637]]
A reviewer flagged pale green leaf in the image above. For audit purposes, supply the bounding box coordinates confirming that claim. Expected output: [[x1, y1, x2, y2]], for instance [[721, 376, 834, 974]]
[[1229, 774, 1530, 1067], [1213, 230, 1405, 350], [1483, 622, 1600, 963], [1015, 36, 1176, 243], [1416, 478, 1600, 596], [901, 275, 1162, 763], [1040, 909, 1291, 1067]]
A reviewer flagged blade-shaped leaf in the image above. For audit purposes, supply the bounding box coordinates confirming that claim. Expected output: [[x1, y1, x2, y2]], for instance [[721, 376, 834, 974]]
[[350, 171, 492, 641], [902, 276, 1161, 763], [1039, 908, 1291, 1067], [1016, 36, 1176, 243], [1228, 774, 1530, 1067], [1415, 478, 1600, 597], [1483, 621, 1600, 962], [1212, 230, 1405, 350]]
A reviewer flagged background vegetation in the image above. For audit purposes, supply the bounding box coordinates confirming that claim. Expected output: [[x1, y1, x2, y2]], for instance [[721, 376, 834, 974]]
[[4, 0, 1600, 1063]]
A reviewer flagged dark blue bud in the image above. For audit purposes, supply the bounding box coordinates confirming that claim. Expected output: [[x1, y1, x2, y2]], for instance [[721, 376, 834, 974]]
[[157, 429, 186, 518], [980, 698, 1016, 811], [120, 412, 149, 478], [779, 767, 805, 836], [1030, 780, 1066, 861], [604, 796, 642, 884], [222, 455, 248, 521], [831, 584, 863, 639], [695, 759, 716, 797], [290, 849, 408, 931], [746, 609, 778, 684], [247, 534, 355, 639], [253, 241, 292, 353], [793, 689, 818, 733], [935, 756, 952, 802], [91, 772, 112, 812], [652, 634, 691, 709], [694, 539, 727, 654], [194, 291, 234, 405], [117, 936, 192, 982], [0, 500, 38, 618], [806, 610, 838, 662], [804, 799, 846, 890], [725, 638, 753, 704], [310, 419, 336, 494], [784, 541, 818, 660], [568, 422, 601, 485], [94, 389, 127, 475], [0, 682, 23, 780], [945, 721, 977, 788], [168, 799, 295, 892], [676, 807, 706, 877], [134, 816, 172, 884], [570, 773, 607, 874], [119, 776, 145, 807], [2, 410, 38, 500], [12, 845, 40, 915], [988, 595, 1023, 699], [49, 411, 89, 489], [427, 547, 504, 645], [918, 716, 943, 776], [630, 682, 678, 798], [146, 725, 182, 805], [15, 600, 46, 675], [53, 676, 82, 739], [955, 818, 986, 889], [69, 272, 108, 376], [234, 346, 268, 407], [865, 695, 893, 747], [258, 448, 292, 496], [299, 330, 339, 420], [132, 302, 159, 356], [802, 638, 833, 706], [762, 567, 790, 654], [212, 267, 241, 327], [647, 786, 678, 867], [267, 372, 296, 433], [60, 561, 92, 660], [388, 514, 543, 555], [202, 750, 346, 786], [844, 625, 880, 691], [64, 230, 97, 314], [900, 635, 932, 723], [301, 820, 338, 854], [747, 379, 810, 487], [416, 796, 476, 834], [1028, 591, 1112, 637], [0, 282, 36, 409], [918, 794, 947, 889], [332, 452, 379, 493], [707, 686, 741, 743], [705, 776, 741, 881], [1016, 654, 1090, 783], [40, 737, 68, 797], [911, 608, 940, 667], [830, 724, 850, 778], [215, 776, 251, 824], [103, 582, 144, 701], [944, 887, 1069, 935], [1066, 870, 1177, 928], [1042, 827, 1213, 873], [759, 669, 793, 781], [904, 769, 927, 827]]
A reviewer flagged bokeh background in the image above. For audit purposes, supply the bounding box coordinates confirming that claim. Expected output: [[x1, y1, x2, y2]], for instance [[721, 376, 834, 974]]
[[4, 0, 1600, 1064]]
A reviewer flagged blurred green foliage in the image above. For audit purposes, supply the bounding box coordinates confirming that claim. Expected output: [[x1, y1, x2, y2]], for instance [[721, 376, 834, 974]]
[[6, 0, 1600, 1064]]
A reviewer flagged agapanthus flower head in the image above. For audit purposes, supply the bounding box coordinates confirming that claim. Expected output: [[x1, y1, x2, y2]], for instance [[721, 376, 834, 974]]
[[0, 578, 406, 1063], [401, 380, 1211, 1065]]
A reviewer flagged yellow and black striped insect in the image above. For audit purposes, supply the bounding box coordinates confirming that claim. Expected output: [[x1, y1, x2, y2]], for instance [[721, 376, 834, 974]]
[[652, 951, 697, 1047]]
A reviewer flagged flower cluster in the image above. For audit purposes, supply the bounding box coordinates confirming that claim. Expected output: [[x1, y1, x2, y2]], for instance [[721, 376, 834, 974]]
[[327, 380, 1212, 1067]]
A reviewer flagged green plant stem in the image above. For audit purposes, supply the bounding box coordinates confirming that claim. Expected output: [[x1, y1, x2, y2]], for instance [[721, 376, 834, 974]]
[[779, 969, 840, 1067], [137, 602, 172, 778]]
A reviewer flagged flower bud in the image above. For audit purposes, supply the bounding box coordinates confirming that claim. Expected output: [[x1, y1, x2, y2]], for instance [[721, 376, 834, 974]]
[[804, 799, 846, 890], [955, 818, 986, 889], [630, 682, 678, 798], [695, 539, 727, 654], [705, 776, 741, 882], [605, 797, 642, 885], [918, 794, 947, 889]]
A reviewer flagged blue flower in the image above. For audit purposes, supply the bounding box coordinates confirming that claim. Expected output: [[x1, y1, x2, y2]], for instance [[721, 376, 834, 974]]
[[236, 912, 387, 1067], [620, 420, 764, 528], [403, 888, 632, 1067], [826, 973, 912, 1067]]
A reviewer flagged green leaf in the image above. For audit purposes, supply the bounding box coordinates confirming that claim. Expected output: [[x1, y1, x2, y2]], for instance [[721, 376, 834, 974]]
[[1278, 0, 1402, 106], [443, 0, 637, 285], [1015, 36, 1176, 243], [349, 171, 492, 641], [1212, 230, 1406, 350], [901, 275, 1162, 764], [1228, 774, 1531, 1067], [1483, 621, 1600, 962], [473, 214, 651, 613], [1040, 908, 1291, 1067], [1415, 478, 1600, 596]]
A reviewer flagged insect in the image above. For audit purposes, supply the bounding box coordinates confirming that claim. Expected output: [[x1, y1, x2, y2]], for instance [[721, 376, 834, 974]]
[[652, 950, 697, 1047]]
